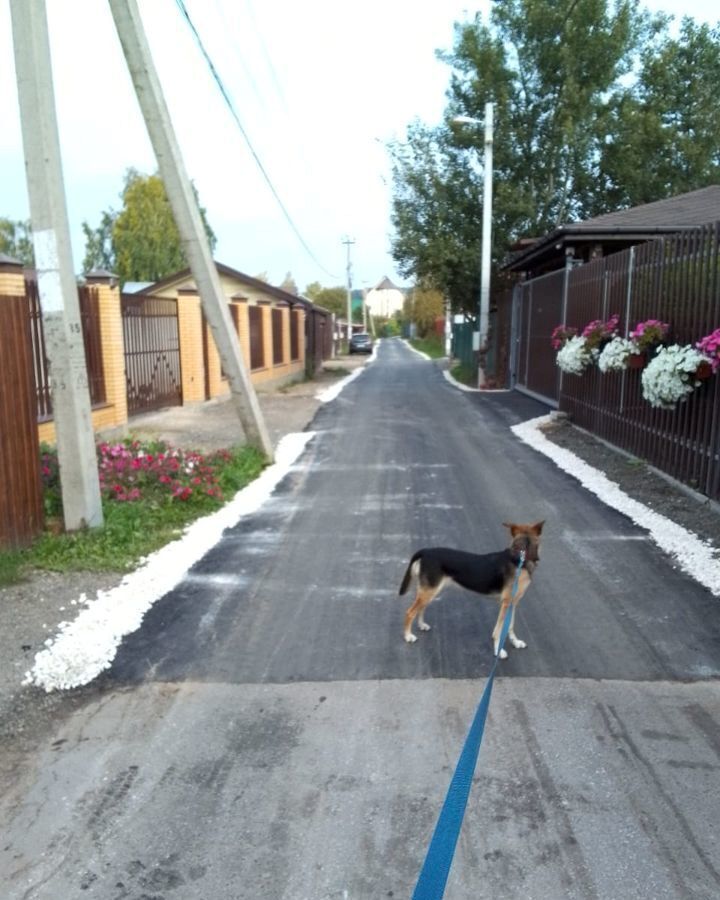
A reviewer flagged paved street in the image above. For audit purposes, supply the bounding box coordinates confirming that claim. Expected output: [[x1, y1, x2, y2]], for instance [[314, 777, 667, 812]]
[[2, 339, 719, 899]]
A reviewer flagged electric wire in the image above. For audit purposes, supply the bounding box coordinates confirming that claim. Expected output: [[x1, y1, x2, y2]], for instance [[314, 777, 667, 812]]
[[174, 0, 339, 279]]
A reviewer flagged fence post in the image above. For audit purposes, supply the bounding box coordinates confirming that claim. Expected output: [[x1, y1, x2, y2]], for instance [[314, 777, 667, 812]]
[[85, 270, 128, 432], [0, 254, 44, 547], [176, 287, 205, 404], [619, 246, 636, 415]]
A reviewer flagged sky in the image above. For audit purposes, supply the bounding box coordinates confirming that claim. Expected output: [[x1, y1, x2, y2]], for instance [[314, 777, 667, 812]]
[[0, 1, 717, 294]]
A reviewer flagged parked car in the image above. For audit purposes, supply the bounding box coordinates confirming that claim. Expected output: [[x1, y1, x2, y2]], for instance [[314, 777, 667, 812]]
[[349, 333, 373, 354]]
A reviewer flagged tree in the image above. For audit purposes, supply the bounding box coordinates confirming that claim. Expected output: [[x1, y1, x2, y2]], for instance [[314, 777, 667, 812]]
[[404, 285, 445, 338], [82, 210, 114, 273], [82, 169, 216, 285], [279, 272, 298, 295], [389, 0, 656, 313], [592, 18, 720, 211], [304, 282, 347, 317], [0, 218, 34, 266]]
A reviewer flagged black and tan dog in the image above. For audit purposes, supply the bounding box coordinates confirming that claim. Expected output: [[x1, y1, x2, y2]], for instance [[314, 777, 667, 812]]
[[399, 521, 544, 658]]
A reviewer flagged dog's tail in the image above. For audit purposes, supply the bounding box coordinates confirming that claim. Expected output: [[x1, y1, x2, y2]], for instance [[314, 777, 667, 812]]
[[399, 551, 422, 595]]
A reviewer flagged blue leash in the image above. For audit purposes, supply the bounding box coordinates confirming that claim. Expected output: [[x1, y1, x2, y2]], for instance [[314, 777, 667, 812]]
[[411, 551, 526, 900]]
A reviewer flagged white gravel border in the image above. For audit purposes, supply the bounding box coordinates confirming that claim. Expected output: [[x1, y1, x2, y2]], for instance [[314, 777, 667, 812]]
[[513, 414, 720, 597], [24, 432, 315, 693]]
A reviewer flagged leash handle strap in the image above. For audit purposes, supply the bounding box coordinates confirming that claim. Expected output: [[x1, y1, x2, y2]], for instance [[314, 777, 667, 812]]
[[412, 552, 524, 900]]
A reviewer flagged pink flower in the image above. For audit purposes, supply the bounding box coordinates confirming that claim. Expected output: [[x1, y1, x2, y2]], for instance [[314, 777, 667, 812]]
[[696, 328, 720, 372], [629, 319, 669, 351]]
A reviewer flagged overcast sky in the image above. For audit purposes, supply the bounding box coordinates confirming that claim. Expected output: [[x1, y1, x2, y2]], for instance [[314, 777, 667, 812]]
[[0, 0, 717, 293]]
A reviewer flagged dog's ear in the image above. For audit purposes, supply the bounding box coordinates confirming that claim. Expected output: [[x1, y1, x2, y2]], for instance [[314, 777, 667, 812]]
[[502, 522, 518, 536], [532, 520, 545, 535]]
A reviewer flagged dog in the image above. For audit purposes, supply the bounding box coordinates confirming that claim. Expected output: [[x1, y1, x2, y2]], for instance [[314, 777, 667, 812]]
[[398, 521, 544, 658]]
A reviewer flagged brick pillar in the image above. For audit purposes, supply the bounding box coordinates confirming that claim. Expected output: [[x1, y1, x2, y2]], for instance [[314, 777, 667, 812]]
[[231, 295, 251, 372], [0, 254, 43, 546], [177, 287, 205, 404], [85, 270, 127, 430]]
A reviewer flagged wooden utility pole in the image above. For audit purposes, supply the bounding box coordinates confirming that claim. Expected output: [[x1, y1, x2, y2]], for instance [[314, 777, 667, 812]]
[[10, 0, 103, 530], [108, 0, 273, 460]]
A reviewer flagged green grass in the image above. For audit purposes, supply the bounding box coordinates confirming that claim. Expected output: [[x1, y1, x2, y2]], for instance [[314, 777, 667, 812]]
[[450, 362, 477, 386], [410, 335, 446, 358], [0, 443, 266, 586]]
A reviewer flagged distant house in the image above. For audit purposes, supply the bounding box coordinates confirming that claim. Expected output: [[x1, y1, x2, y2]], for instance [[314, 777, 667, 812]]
[[137, 261, 332, 402], [365, 276, 406, 318], [502, 185, 720, 278]]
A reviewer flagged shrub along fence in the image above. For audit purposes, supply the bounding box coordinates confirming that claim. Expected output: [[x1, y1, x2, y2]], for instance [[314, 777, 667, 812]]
[[510, 222, 720, 501]]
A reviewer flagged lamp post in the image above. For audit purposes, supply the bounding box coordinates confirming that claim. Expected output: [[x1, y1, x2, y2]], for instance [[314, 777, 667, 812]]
[[453, 103, 494, 388]]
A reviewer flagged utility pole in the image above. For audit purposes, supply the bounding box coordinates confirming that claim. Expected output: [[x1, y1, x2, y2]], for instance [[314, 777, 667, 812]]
[[452, 103, 494, 388], [342, 236, 355, 349], [10, 0, 103, 531], [108, 0, 273, 460], [478, 102, 494, 388]]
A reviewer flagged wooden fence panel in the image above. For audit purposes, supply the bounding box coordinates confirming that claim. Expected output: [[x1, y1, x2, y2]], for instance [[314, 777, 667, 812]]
[[0, 295, 43, 547]]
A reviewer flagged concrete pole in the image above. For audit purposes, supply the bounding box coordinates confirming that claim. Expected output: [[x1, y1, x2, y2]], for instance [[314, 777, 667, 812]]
[[343, 237, 355, 348], [478, 103, 493, 388], [108, 0, 273, 460], [10, 0, 103, 530], [478, 102, 494, 388]]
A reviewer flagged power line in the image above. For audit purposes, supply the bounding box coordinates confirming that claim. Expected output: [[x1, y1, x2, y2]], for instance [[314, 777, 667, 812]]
[[173, 0, 338, 279]]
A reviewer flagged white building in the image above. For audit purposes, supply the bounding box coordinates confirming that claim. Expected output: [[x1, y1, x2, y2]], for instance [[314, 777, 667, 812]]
[[365, 276, 405, 318]]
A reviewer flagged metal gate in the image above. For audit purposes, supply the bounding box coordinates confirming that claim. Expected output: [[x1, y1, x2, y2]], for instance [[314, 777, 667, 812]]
[[512, 269, 565, 406], [121, 294, 182, 414]]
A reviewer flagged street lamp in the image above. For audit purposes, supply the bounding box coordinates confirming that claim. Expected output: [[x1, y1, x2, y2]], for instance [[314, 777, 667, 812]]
[[452, 103, 494, 388]]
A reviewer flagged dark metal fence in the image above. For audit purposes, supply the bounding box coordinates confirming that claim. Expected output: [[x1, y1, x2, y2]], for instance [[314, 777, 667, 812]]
[[511, 223, 720, 500], [121, 294, 182, 414], [27, 279, 106, 421]]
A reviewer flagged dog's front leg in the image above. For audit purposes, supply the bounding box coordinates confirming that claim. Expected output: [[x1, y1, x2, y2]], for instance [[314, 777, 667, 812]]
[[492, 599, 511, 659], [508, 605, 527, 650]]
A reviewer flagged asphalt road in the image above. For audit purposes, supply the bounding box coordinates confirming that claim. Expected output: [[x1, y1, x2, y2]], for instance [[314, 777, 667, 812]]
[[2, 339, 720, 899]]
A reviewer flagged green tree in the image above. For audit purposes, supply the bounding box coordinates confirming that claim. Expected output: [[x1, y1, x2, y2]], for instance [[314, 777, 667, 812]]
[[389, 0, 654, 313], [82, 169, 216, 285], [82, 210, 115, 273], [304, 282, 347, 317], [592, 18, 720, 211], [0, 218, 34, 266], [404, 285, 445, 338]]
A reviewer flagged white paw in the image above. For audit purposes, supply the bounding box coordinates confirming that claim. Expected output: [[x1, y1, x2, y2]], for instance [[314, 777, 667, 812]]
[[510, 637, 527, 649], [498, 647, 508, 660], [419, 622, 431, 632], [404, 633, 417, 643]]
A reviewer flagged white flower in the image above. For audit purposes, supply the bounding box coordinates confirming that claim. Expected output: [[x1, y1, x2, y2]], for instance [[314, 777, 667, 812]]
[[556, 335, 594, 374], [598, 336, 638, 372], [641, 344, 710, 409]]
